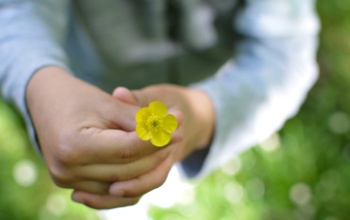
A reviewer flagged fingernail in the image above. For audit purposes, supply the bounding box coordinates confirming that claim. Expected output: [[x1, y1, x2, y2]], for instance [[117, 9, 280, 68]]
[[110, 186, 125, 196], [72, 193, 85, 204]]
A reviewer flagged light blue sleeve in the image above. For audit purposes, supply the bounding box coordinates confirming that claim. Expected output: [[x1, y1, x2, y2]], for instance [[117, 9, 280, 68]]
[[0, 0, 71, 155], [179, 0, 320, 179]]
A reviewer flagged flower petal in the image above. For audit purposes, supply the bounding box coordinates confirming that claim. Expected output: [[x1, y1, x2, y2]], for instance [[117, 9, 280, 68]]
[[135, 107, 152, 123], [136, 123, 152, 140], [162, 114, 178, 133], [151, 130, 171, 147], [149, 101, 167, 117]]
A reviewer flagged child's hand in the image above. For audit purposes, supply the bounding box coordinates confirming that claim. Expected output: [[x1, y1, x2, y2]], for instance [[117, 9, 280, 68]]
[[106, 84, 214, 199], [26, 67, 183, 209], [111, 84, 215, 171]]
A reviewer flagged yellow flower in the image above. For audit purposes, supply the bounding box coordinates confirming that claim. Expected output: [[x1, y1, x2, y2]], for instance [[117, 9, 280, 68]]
[[135, 101, 178, 147]]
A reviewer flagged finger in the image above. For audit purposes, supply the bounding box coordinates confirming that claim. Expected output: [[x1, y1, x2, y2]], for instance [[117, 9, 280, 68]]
[[114, 87, 163, 108], [129, 89, 153, 108], [57, 180, 111, 194], [130, 86, 183, 108], [74, 142, 176, 182], [109, 145, 178, 197], [167, 110, 183, 128], [72, 190, 141, 209], [97, 96, 140, 132], [77, 128, 183, 164], [112, 87, 138, 105]]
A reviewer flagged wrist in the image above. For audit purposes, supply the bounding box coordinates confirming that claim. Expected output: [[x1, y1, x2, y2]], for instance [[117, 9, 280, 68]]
[[188, 88, 215, 149], [26, 66, 75, 132], [26, 66, 72, 109]]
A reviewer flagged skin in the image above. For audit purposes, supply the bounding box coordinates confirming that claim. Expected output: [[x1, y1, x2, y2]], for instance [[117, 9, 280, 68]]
[[26, 66, 183, 209], [112, 85, 215, 163], [26, 66, 214, 209], [107, 85, 215, 197]]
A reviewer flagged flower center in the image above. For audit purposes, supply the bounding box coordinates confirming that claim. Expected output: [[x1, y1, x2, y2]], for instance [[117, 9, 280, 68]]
[[146, 115, 163, 133], [153, 121, 158, 127]]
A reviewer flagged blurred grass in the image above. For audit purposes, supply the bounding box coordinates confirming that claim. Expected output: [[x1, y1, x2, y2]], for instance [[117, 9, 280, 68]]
[[1, 0, 350, 219]]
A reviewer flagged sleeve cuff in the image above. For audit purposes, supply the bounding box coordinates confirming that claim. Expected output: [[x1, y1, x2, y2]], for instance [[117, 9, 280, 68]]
[[178, 140, 212, 178]]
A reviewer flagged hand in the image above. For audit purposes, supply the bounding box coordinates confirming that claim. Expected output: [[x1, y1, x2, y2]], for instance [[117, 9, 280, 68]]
[[108, 85, 214, 197], [26, 67, 183, 209], [111, 84, 215, 172]]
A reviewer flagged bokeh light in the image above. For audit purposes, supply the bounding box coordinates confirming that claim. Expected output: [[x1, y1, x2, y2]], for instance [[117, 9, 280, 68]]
[[220, 156, 241, 176], [289, 183, 312, 206], [13, 159, 38, 187], [328, 111, 350, 134], [45, 192, 67, 216], [223, 181, 244, 204], [260, 133, 280, 152]]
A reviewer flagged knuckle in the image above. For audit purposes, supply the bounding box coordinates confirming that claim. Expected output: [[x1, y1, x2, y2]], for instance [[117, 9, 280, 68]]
[[48, 163, 74, 184], [110, 165, 138, 181], [54, 134, 80, 165], [55, 146, 74, 165], [112, 171, 131, 182], [119, 143, 139, 162], [108, 171, 124, 182]]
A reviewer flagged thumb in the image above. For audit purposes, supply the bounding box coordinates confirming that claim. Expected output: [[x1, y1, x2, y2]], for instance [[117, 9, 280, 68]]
[[112, 87, 139, 105], [113, 86, 151, 108]]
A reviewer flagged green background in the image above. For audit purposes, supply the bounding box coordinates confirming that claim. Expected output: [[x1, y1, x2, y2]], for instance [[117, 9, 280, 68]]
[[0, 0, 349, 219]]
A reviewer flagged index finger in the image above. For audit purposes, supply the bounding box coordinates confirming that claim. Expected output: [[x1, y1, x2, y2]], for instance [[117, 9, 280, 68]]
[[75, 128, 183, 164]]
